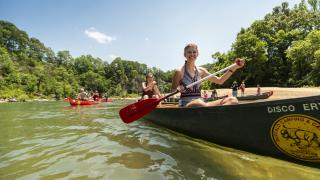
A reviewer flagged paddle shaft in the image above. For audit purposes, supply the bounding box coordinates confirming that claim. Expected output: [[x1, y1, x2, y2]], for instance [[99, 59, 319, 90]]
[[186, 63, 238, 89]]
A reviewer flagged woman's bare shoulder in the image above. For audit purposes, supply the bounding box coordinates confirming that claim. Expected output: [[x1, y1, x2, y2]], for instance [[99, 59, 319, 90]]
[[173, 67, 183, 75]]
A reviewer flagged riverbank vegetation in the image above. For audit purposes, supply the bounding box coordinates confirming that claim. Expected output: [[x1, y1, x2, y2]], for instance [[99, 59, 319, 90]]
[[0, 1, 319, 101]]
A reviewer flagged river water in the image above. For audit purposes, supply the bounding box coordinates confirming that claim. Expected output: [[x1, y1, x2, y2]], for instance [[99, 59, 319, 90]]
[[0, 100, 319, 179]]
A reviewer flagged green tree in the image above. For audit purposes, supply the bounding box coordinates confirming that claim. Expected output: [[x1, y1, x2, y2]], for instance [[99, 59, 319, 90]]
[[287, 30, 320, 85], [56, 50, 74, 68], [0, 47, 16, 77], [0, 20, 29, 53], [232, 31, 267, 85]]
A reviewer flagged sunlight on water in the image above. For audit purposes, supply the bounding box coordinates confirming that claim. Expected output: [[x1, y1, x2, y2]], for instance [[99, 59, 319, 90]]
[[0, 101, 319, 179]]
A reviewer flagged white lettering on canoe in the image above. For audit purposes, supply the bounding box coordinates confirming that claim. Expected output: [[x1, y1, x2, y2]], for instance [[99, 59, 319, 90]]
[[267, 105, 295, 114], [303, 103, 320, 111]]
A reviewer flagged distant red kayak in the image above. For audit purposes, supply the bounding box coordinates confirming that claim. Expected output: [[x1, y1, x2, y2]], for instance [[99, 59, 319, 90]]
[[69, 98, 100, 106]]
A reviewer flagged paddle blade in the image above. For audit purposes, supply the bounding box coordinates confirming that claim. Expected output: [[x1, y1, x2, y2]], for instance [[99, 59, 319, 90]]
[[119, 98, 161, 123]]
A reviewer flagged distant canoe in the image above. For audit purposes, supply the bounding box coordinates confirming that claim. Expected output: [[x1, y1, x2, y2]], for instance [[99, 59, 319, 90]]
[[237, 91, 273, 101], [65, 97, 112, 103], [69, 98, 100, 106]]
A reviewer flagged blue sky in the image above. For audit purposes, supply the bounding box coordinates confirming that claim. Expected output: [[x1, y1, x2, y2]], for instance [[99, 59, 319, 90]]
[[0, 0, 300, 71]]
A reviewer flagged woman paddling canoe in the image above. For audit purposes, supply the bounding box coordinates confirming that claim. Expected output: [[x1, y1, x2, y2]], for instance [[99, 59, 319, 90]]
[[171, 43, 245, 107], [119, 43, 245, 123]]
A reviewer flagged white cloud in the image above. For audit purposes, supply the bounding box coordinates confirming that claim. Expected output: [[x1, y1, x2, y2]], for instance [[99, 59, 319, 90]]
[[145, 37, 149, 41], [84, 27, 115, 44]]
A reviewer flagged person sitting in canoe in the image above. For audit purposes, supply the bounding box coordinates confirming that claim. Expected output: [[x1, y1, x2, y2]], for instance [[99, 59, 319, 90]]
[[77, 88, 89, 101], [141, 72, 162, 99], [92, 90, 100, 101], [171, 43, 245, 107]]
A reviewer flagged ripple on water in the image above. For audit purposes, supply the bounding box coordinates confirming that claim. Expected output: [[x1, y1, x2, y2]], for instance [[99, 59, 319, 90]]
[[1, 101, 320, 179], [30, 111, 65, 119]]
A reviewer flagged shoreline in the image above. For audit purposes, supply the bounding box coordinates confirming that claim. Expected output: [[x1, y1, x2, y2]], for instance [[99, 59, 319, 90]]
[[1, 87, 319, 103], [0, 98, 55, 103], [0, 97, 137, 103]]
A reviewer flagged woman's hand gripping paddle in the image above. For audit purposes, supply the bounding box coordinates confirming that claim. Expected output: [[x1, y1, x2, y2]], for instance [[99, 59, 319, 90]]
[[119, 59, 243, 123]]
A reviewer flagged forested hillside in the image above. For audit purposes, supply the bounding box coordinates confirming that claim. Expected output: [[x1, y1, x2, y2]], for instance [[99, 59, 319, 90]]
[[0, 20, 173, 100]]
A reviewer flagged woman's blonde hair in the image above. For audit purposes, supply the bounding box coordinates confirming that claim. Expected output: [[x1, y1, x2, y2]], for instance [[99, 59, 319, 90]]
[[184, 43, 198, 57]]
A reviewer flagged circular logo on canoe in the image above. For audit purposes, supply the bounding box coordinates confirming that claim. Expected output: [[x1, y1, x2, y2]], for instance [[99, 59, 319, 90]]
[[271, 114, 320, 162]]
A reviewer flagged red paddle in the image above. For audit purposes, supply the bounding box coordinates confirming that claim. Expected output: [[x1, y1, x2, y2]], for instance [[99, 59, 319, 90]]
[[119, 59, 243, 123]]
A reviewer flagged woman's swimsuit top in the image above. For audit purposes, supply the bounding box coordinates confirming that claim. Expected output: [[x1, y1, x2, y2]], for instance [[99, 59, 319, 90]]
[[179, 64, 202, 106]]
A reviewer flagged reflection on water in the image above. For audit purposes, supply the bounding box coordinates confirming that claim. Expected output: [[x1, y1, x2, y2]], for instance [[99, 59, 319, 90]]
[[0, 100, 319, 179]]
